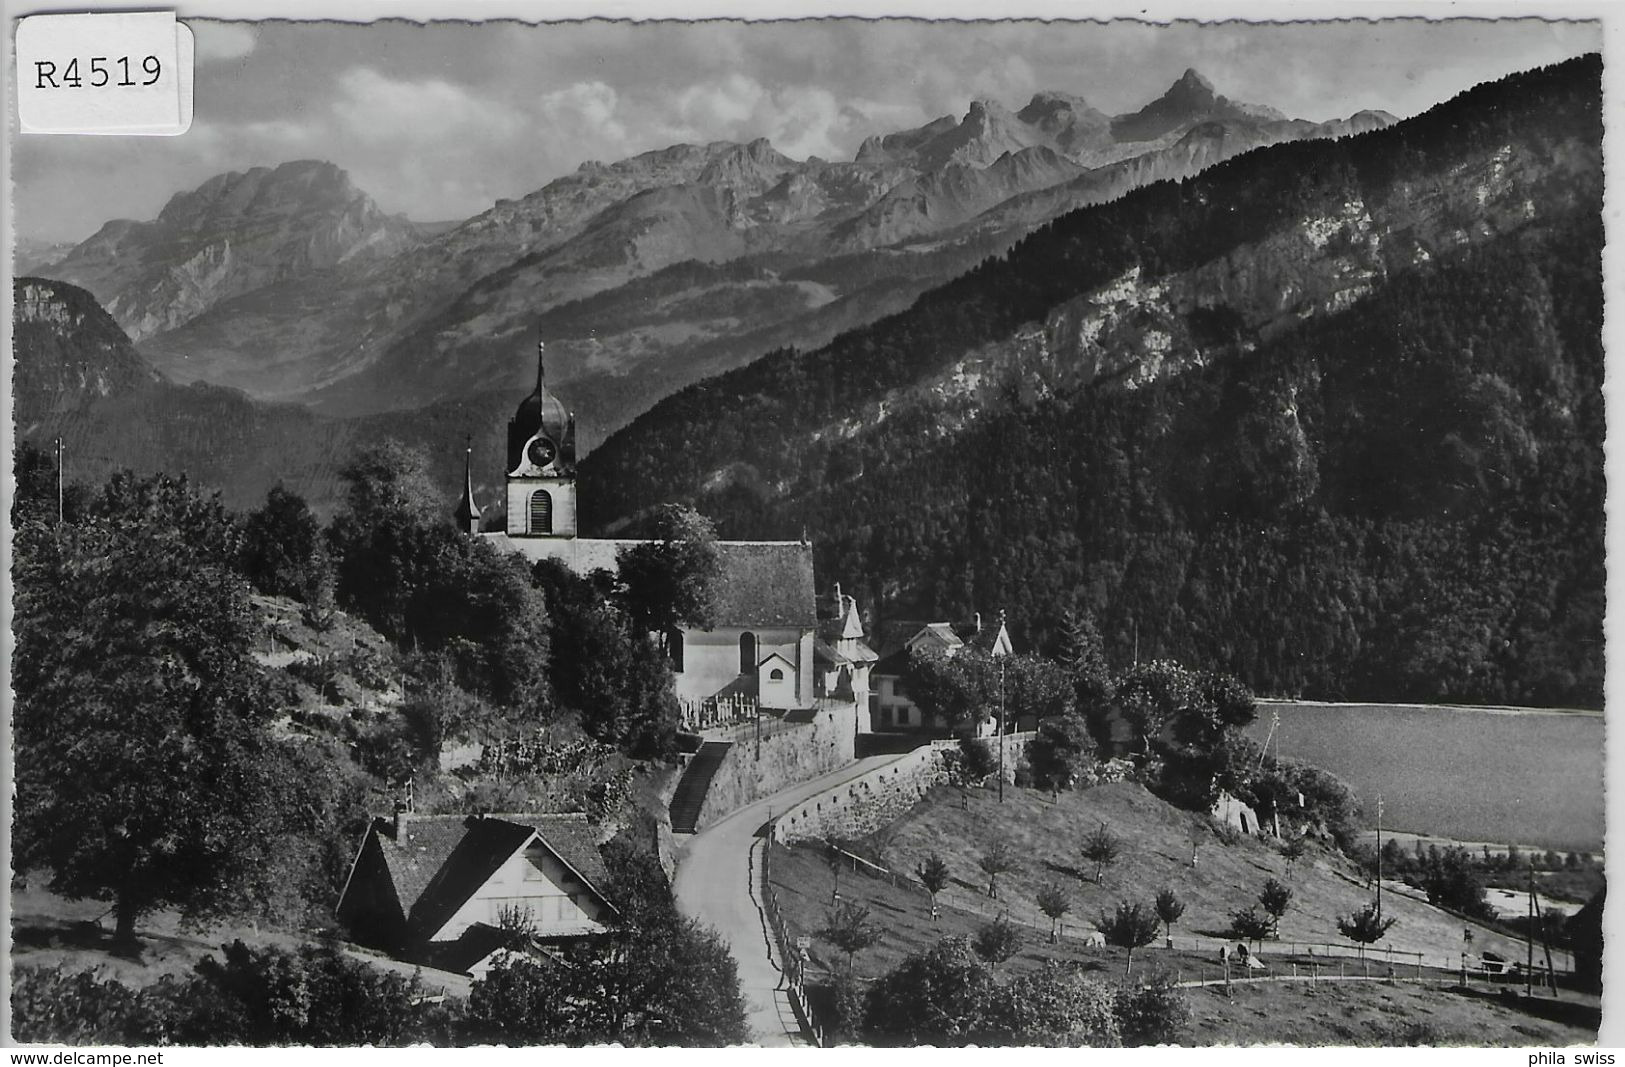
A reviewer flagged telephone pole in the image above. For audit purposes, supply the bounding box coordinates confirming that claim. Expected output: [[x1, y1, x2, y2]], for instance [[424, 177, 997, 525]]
[[1375, 794, 1384, 920], [997, 657, 1006, 803], [55, 436, 64, 525]]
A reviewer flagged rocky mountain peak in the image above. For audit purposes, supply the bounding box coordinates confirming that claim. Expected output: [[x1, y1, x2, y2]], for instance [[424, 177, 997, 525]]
[[1169, 67, 1217, 101]]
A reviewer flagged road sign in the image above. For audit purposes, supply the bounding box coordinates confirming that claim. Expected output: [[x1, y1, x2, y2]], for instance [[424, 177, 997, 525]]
[[796, 936, 811, 950]]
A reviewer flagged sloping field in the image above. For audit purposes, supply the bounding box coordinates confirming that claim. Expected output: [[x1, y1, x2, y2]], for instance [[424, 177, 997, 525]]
[[1249, 702, 1604, 852], [842, 782, 1541, 969]]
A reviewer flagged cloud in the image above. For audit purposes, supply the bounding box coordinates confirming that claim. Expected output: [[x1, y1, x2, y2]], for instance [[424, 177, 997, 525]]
[[333, 67, 527, 147], [192, 21, 256, 64]]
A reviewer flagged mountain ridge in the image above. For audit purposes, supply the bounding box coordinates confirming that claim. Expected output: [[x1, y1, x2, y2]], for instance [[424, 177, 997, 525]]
[[36, 69, 1396, 434]]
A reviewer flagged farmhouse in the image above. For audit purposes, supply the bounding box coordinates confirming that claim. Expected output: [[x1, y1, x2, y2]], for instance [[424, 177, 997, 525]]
[[870, 613, 1013, 733], [335, 810, 617, 978]]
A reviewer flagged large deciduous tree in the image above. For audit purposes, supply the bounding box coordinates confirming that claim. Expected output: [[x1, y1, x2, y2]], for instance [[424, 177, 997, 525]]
[[906, 648, 1073, 734], [327, 442, 550, 714], [12, 473, 287, 941], [239, 483, 323, 599], [615, 504, 721, 651]]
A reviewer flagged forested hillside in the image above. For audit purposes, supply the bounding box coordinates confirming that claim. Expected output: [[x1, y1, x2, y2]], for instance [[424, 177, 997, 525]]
[[579, 56, 1604, 708]]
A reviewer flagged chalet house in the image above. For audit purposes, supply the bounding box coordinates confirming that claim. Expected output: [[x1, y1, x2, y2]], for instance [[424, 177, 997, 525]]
[[335, 811, 617, 978], [458, 341, 817, 716], [870, 612, 1013, 734]]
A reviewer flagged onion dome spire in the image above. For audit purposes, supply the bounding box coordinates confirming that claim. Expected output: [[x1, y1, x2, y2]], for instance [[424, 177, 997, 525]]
[[508, 329, 574, 472], [455, 434, 482, 533]]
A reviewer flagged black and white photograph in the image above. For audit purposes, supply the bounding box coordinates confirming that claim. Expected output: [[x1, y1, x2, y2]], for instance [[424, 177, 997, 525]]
[[4, 5, 1612, 1049]]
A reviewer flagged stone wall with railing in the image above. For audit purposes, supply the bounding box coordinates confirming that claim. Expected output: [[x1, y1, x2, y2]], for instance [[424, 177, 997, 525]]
[[692, 699, 859, 832], [772, 732, 1040, 844]]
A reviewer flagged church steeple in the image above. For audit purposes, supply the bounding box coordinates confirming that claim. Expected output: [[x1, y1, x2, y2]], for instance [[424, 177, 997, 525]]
[[507, 332, 576, 476], [455, 435, 482, 534], [504, 330, 580, 540]]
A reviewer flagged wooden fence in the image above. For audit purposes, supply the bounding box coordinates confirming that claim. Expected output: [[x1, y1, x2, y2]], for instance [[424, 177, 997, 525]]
[[760, 836, 828, 1046]]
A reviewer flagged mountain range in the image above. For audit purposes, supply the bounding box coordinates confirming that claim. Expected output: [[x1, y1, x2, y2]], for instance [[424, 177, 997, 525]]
[[32, 70, 1394, 450], [13, 56, 1602, 708], [576, 55, 1604, 708]]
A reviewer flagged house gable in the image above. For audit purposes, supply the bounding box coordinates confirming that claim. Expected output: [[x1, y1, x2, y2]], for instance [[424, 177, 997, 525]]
[[337, 812, 617, 962], [431, 836, 609, 943]]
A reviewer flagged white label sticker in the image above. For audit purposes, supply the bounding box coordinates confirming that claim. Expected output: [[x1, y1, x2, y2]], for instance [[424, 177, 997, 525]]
[[16, 13, 193, 136]]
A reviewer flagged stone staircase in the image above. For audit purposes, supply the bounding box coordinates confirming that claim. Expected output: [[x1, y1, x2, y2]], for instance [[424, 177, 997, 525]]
[[669, 741, 733, 834]]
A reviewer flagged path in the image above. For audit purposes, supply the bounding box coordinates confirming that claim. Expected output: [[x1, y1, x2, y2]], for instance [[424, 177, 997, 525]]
[[672, 753, 909, 1046]]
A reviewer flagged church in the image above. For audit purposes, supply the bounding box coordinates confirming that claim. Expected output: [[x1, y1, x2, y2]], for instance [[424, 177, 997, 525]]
[[457, 340, 849, 722]]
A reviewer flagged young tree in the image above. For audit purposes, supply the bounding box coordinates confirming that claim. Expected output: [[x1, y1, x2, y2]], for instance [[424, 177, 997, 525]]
[[1154, 887, 1186, 942], [1336, 902, 1399, 959], [820, 900, 881, 975], [12, 472, 291, 943], [973, 914, 1025, 966], [1081, 823, 1123, 885], [1097, 901, 1161, 977], [1281, 835, 1311, 880], [918, 853, 951, 920], [978, 841, 1016, 899], [1259, 879, 1294, 938], [1229, 906, 1274, 948], [1036, 882, 1073, 943]]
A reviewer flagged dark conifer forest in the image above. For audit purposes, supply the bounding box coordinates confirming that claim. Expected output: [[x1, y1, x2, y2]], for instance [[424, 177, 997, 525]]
[[580, 56, 1604, 708]]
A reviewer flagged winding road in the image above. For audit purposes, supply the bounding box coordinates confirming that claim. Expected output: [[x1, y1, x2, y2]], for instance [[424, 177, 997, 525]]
[[671, 753, 905, 1046]]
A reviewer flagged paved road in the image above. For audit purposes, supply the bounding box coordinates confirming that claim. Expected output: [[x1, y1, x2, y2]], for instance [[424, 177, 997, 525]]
[[671, 753, 907, 1046]]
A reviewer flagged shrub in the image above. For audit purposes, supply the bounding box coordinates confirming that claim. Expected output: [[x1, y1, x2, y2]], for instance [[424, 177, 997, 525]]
[[863, 937, 998, 1046], [11, 966, 157, 1045], [973, 915, 1025, 966], [823, 973, 868, 1045], [990, 963, 1120, 1047], [1117, 970, 1191, 1046], [958, 737, 999, 782]]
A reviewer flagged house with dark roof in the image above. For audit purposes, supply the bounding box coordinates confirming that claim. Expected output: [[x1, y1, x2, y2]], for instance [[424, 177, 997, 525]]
[[335, 811, 617, 978], [870, 612, 1014, 733], [462, 338, 820, 712]]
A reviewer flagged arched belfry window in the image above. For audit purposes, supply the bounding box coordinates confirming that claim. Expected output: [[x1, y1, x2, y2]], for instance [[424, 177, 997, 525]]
[[739, 632, 757, 675], [529, 490, 553, 535]]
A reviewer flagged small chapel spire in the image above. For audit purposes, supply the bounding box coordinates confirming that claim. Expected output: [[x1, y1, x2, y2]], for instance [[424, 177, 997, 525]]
[[536, 334, 546, 393], [455, 433, 482, 535]]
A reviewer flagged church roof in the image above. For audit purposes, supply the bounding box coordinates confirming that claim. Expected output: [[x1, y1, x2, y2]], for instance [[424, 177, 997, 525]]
[[712, 541, 816, 629]]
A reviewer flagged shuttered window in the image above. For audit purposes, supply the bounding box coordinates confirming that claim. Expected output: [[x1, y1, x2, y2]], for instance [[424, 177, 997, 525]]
[[530, 490, 552, 534]]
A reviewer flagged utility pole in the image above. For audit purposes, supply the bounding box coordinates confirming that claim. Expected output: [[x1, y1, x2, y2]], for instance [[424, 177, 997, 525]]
[[55, 436, 63, 525], [1525, 862, 1536, 998], [1375, 793, 1384, 920], [998, 657, 1006, 803]]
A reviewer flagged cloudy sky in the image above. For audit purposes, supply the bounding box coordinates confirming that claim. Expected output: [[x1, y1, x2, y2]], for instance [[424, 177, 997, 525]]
[[12, 17, 1600, 244]]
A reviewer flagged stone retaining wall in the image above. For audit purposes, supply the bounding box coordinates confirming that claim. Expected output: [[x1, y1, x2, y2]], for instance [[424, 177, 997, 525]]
[[773, 732, 1040, 843], [693, 699, 858, 832]]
